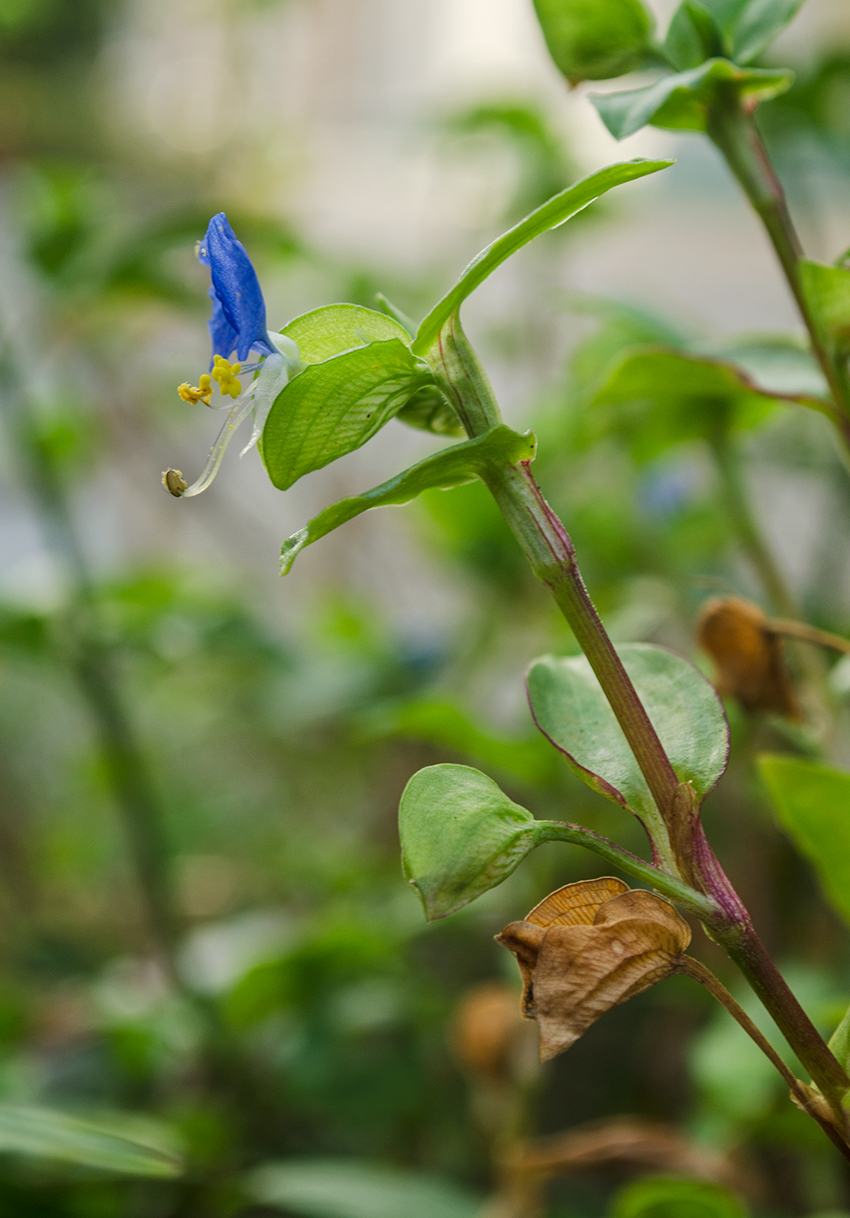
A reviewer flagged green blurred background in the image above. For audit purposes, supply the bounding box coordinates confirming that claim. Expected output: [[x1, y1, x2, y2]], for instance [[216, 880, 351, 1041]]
[[2, 0, 850, 1214]]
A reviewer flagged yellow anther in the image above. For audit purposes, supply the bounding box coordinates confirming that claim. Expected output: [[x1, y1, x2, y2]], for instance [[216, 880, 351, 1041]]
[[211, 355, 242, 399], [178, 373, 213, 405]]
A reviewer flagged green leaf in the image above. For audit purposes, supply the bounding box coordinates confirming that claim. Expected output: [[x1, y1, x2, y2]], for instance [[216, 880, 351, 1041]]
[[396, 385, 464, 436], [279, 425, 535, 573], [399, 764, 546, 920], [591, 59, 793, 140], [800, 260, 850, 356], [758, 755, 850, 927], [248, 1158, 482, 1218], [357, 695, 560, 787], [261, 339, 433, 491], [664, 1, 726, 71], [589, 346, 793, 459], [0, 1104, 182, 1177], [280, 303, 412, 364], [412, 160, 673, 355], [526, 644, 729, 833], [609, 1174, 748, 1218], [729, 0, 805, 64], [532, 0, 654, 83]]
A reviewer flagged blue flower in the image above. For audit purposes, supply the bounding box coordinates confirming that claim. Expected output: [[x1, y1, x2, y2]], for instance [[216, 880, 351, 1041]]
[[164, 215, 300, 498], [197, 212, 274, 362]]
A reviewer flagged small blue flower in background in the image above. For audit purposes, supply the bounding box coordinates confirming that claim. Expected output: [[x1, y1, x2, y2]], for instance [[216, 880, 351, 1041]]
[[164, 212, 299, 498]]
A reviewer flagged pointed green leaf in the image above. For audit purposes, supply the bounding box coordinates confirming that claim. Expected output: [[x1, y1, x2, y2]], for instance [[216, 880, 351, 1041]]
[[261, 339, 433, 491], [280, 303, 412, 364], [412, 160, 673, 355], [248, 1159, 482, 1218], [664, 0, 726, 71], [758, 755, 850, 927], [279, 425, 535, 573], [0, 1104, 182, 1177], [800, 259, 850, 357], [526, 644, 729, 830], [589, 346, 798, 459], [592, 59, 793, 140], [399, 764, 546, 919], [532, 0, 654, 84], [731, 0, 805, 65]]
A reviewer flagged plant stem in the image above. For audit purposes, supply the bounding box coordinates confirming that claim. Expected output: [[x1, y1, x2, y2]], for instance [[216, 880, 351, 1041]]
[[540, 821, 718, 919], [426, 315, 850, 1124], [705, 87, 850, 445], [679, 955, 850, 1156], [710, 427, 796, 617]]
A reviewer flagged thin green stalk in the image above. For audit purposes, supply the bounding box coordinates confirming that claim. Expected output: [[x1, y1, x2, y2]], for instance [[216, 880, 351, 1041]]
[[710, 426, 796, 617], [706, 88, 850, 445], [426, 315, 850, 1124]]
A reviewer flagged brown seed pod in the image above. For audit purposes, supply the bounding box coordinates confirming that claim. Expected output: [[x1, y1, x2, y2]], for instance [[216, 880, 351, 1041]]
[[496, 881, 691, 1062], [696, 595, 799, 719]]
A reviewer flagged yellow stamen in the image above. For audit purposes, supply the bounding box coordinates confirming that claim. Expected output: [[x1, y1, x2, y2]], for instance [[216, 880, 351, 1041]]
[[211, 354, 242, 399], [178, 374, 213, 405], [162, 468, 187, 497]]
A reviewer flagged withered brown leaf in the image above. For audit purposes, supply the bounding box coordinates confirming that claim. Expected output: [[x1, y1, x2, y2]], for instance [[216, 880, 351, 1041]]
[[496, 882, 691, 1062], [697, 595, 799, 719]]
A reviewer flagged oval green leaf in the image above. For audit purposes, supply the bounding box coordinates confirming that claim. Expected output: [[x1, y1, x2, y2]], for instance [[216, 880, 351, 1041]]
[[281, 303, 412, 365], [532, 0, 654, 83], [758, 754, 850, 927], [261, 339, 433, 491], [399, 763, 545, 920], [526, 644, 729, 827], [412, 159, 673, 356], [610, 1174, 748, 1218]]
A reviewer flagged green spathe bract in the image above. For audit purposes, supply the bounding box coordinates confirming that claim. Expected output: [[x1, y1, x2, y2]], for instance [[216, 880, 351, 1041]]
[[279, 425, 535, 572], [759, 755, 850, 927], [532, 0, 654, 83], [261, 338, 433, 490], [399, 764, 546, 920], [412, 160, 673, 356], [526, 644, 729, 832], [591, 59, 793, 140]]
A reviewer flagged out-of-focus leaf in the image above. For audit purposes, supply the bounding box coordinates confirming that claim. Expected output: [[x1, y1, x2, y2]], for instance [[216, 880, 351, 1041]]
[[526, 644, 729, 835], [532, 0, 654, 83], [279, 426, 535, 572], [705, 338, 827, 401], [592, 59, 793, 140], [396, 385, 463, 436], [357, 695, 560, 786], [0, 1104, 182, 1177], [399, 764, 546, 920], [261, 339, 433, 491], [248, 1158, 482, 1218], [758, 755, 850, 927], [721, 0, 805, 65], [609, 1173, 748, 1218], [664, 1, 725, 72], [413, 160, 673, 355], [589, 346, 797, 460], [280, 303, 412, 365], [800, 260, 850, 356]]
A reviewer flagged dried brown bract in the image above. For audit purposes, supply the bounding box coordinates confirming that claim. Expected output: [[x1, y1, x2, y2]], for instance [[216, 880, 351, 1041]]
[[696, 595, 799, 718], [496, 880, 691, 1062]]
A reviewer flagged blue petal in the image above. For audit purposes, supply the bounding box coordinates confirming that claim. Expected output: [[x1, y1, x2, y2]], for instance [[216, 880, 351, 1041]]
[[200, 213, 273, 363], [207, 288, 239, 362]]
